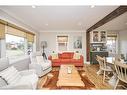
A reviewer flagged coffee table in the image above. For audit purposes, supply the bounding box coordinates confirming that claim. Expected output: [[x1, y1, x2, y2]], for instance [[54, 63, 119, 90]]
[[57, 64, 85, 87]]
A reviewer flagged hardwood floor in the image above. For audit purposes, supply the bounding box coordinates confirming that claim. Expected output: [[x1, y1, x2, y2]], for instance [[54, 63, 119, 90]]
[[37, 64, 113, 90], [83, 64, 112, 89]]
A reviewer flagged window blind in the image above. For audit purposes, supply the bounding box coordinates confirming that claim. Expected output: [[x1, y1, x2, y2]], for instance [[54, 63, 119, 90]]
[[107, 33, 117, 37], [0, 19, 35, 42], [6, 26, 34, 42], [57, 36, 68, 43], [26, 33, 34, 42], [0, 23, 5, 39], [6, 26, 26, 38]]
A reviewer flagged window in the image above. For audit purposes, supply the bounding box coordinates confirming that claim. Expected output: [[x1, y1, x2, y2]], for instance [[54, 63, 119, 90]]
[[106, 34, 117, 56], [6, 34, 25, 59], [57, 36, 68, 52], [0, 19, 35, 59], [26, 33, 34, 55], [27, 42, 33, 55], [5, 26, 35, 58]]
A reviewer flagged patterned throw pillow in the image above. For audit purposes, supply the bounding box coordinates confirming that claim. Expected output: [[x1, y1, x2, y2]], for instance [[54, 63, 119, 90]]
[[0, 77, 8, 87], [0, 66, 21, 85], [73, 53, 80, 59], [51, 53, 58, 59]]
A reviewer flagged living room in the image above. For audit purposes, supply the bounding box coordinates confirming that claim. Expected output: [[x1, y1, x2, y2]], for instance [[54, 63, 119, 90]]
[[0, 2, 127, 93]]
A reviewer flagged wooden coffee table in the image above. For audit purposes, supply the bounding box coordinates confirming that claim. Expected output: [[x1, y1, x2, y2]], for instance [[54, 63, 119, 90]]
[[57, 64, 85, 87]]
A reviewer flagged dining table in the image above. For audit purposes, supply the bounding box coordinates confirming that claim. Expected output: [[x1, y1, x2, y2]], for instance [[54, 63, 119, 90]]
[[106, 57, 115, 64]]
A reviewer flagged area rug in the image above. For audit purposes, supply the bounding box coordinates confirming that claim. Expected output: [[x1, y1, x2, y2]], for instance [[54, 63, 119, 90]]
[[42, 70, 95, 90]]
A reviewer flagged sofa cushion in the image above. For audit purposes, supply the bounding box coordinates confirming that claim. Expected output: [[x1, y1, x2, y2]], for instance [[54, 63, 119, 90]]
[[70, 59, 81, 63], [60, 52, 74, 59], [73, 53, 80, 59], [60, 54, 71, 59], [0, 66, 21, 85], [51, 53, 58, 59], [52, 59, 61, 63], [60, 59, 71, 63], [17, 73, 37, 86], [0, 57, 9, 71]]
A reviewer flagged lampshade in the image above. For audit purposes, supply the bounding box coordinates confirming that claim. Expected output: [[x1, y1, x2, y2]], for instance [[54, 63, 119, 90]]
[[41, 41, 47, 48]]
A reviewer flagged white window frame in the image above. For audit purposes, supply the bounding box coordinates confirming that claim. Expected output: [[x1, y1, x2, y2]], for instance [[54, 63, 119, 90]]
[[5, 34, 26, 59], [56, 35, 69, 53]]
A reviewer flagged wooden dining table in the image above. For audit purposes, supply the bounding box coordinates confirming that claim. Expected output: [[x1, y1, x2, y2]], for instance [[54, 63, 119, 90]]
[[106, 57, 127, 64], [106, 57, 115, 64]]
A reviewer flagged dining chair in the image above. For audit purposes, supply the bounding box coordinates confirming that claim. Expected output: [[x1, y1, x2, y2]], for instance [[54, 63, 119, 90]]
[[114, 60, 127, 89], [96, 55, 113, 83]]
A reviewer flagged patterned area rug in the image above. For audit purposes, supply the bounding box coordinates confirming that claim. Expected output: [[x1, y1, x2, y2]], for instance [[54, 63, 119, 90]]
[[42, 70, 95, 89]]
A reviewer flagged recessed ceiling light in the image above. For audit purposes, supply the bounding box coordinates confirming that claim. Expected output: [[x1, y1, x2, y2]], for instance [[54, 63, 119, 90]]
[[77, 22, 82, 26], [32, 5, 36, 8], [45, 24, 48, 26], [91, 5, 95, 8]]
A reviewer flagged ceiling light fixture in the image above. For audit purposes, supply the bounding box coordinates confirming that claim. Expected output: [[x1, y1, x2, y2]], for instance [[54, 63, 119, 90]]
[[91, 5, 95, 8], [45, 24, 48, 26], [32, 5, 36, 8], [77, 22, 82, 26]]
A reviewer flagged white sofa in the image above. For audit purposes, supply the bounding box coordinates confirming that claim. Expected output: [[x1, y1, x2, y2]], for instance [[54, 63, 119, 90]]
[[0, 57, 38, 89], [29, 52, 52, 77]]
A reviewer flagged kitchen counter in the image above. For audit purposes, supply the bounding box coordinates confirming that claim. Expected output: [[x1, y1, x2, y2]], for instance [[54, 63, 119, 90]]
[[90, 51, 108, 64], [91, 51, 108, 52]]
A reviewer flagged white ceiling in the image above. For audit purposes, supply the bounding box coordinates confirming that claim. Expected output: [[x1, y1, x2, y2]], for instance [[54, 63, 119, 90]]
[[96, 12, 127, 31], [0, 6, 118, 32]]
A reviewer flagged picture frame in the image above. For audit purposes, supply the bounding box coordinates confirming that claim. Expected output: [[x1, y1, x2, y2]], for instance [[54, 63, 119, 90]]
[[73, 36, 82, 49]]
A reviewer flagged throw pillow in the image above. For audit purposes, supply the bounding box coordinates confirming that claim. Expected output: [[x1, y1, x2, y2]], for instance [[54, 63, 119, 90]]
[[73, 53, 80, 59], [0, 66, 21, 85], [36, 56, 44, 63], [51, 53, 58, 59], [0, 77, 8, 87]]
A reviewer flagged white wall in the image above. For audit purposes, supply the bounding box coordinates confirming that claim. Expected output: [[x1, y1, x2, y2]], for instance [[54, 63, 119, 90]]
[[39, 30, 86, 62], [119, 30, 127, 58]]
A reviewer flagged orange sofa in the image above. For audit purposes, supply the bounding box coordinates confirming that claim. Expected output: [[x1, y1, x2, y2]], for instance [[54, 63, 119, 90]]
[[48, 52, 84, 67]]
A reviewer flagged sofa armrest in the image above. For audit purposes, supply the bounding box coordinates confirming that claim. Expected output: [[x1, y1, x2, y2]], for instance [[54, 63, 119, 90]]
[[80, 55, 84, 62], [48, 56, 52, 60]]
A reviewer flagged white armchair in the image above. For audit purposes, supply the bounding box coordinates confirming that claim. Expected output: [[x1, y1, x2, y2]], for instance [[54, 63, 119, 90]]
[[0, 58, 38, 89], [29, 52, 52, 77]]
